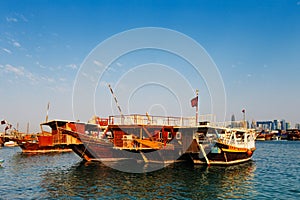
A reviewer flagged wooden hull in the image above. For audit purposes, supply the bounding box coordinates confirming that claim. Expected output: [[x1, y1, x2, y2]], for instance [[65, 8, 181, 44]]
[[287, 135, 300, 140], [185, 140, 255, 166], [61, 122, 256, 166], [69, 144, 95, 161], [0, 136, 4, 147], [256, 133, 274, 141], [62, 126, 190, 164], [72, 132, 143, 162], [286, 130, 300, 140], [17, 141, 72, 153]]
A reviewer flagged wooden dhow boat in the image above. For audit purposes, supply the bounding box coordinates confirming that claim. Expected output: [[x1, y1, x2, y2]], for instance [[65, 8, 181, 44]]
[[60, 114, 257, 166], [15, 120, 81, 153], [185, 123, 257, 165]]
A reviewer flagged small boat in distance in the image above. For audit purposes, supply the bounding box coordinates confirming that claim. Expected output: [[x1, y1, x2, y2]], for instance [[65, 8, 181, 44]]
[[15, 120, 81, 153], [255, 130, 274, 141], [4, 140, 18, 147], [286, 129, 300, 140]]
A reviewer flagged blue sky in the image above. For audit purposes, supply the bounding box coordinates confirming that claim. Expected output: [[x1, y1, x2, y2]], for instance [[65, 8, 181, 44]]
[[0, 0, 300, 132]]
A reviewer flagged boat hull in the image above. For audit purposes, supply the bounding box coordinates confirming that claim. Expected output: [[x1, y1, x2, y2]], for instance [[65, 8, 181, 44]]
[[185, 140, 255, 165], [60, 115, 257, 167], [17, 141, 72, 153]]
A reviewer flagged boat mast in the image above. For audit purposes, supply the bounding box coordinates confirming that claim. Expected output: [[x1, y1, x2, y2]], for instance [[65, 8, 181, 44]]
[[196, 89, 199, 125], [26, 122, 29, 134], [45, 102, 50, 122], [242, 109, 246, 128], [108, 84, 124, 118]]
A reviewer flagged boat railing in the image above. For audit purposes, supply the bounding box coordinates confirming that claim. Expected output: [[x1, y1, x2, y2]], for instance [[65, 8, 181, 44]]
[[107, 114, 249, 130], [108, 114, 216, 127], [109, 114, 193, 126]]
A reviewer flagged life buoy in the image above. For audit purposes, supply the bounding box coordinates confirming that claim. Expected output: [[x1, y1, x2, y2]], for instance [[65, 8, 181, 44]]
[[247, 150, 253, 156]]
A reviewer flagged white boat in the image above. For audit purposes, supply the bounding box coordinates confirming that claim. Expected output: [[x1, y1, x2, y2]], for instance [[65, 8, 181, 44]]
[[4, 140, 18, 147]]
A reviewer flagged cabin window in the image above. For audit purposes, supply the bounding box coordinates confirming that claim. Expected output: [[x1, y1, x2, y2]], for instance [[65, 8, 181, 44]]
[[167, 132, 172, 140], [176, 132, 182, 140], [158, 132, 162, 139], [106, 131, 113, 139]]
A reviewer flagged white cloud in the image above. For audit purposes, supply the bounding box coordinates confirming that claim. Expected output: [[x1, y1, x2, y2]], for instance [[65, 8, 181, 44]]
[[81, 72, 96, 82], [2, 48, 12, 54], [41, 76, 55, 83], [81, 72, 88, 78], [116, 62, 122, 67], [36, 61, 47, 69], [1, 63, 71, 91], [26, 72, 37, 83], [6, 13, 28, 23], [107, 67, 117, 72], [3, 64, 40, 85], [47, 78, 55, 82], [13, 41, 21, 48], [93, 60, 103, 67], [6, 17, 18, 22], [19, 14, 28, 22], [66, 64, 77, 69], [4, 64, 24, 76], [48, 85, 70, 93]]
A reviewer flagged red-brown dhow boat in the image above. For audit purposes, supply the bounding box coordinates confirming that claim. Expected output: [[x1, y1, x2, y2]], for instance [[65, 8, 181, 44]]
[[60, 114, 257, 166]]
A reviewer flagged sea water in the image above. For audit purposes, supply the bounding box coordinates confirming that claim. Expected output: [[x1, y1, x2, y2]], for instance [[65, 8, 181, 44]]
[[0, 141, 300, 199]]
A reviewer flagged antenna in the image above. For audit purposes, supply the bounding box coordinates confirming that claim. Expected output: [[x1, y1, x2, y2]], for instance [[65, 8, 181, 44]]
[[45, 102, 50, 122], [108, 84, 124, 117]]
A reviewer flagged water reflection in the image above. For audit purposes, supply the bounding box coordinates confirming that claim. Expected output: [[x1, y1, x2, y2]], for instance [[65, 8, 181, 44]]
[[41, 161, 257, 199]]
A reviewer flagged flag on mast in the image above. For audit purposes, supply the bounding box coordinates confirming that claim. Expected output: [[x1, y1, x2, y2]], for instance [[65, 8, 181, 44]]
[[191, 96, 198, 107], [1, 120, 7, 125]]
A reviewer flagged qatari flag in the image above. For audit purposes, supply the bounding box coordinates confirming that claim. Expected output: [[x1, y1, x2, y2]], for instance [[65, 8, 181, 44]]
[[191, 96, 198, 107]]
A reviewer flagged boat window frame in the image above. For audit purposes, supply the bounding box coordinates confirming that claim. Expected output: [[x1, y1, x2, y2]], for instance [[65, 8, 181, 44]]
[[167, 132, 172, 140], [176, 132, 182, 140], [158, 131, 162, 139]]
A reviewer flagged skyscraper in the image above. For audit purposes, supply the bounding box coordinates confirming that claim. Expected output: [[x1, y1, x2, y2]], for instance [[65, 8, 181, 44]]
[[281, 120, 286, 131]]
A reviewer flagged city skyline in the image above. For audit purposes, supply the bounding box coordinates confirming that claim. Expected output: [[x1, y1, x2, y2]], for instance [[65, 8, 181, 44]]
[[1, 0, 300, 132]]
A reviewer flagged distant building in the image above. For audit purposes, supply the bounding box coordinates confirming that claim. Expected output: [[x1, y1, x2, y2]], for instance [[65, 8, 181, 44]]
[[256, 119, 291, 131], [256, 121, 273, 130], [251, 120, 256, 129], [273, 120, 278, 130], [231, 114, 236, 128], [281, 119, 286, 130], [231, 114, 235, 122], [295, 123, 300, 130], [286, 122, 291, 130]]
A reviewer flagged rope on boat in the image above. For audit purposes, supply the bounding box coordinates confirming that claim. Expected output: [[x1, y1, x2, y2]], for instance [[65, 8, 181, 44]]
[[199, 144, 210, 166]]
